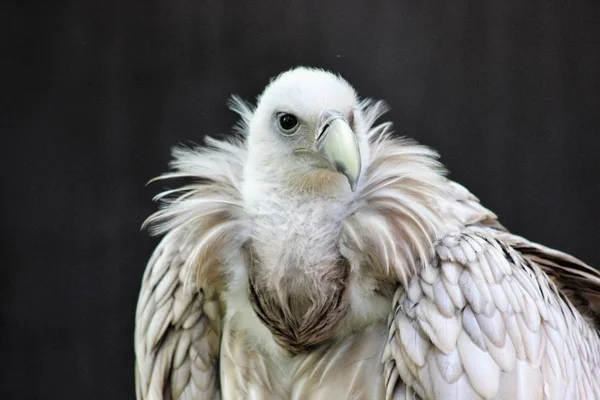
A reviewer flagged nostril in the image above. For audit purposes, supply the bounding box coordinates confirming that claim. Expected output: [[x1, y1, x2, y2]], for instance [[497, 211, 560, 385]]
[[318, 123, 330, 140]]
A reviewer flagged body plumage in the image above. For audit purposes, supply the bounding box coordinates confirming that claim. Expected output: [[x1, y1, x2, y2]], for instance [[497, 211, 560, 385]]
[[135, 67, 600, 399]]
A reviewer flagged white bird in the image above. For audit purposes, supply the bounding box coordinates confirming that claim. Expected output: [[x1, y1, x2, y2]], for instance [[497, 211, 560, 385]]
[[134, 67, 600, 399]]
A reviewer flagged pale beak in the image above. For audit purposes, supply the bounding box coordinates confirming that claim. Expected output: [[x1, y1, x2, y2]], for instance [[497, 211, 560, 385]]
[[316, 111, 361, 191]]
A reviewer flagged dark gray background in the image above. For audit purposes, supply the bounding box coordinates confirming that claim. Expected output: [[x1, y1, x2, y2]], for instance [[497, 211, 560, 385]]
[[4, 0, 600, 398]]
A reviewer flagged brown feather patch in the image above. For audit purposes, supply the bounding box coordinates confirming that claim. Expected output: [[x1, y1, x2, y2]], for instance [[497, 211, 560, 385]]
[[247, 248, 350, 354]]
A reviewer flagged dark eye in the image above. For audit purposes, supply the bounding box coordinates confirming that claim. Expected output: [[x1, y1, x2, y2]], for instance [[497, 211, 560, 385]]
[[277, 113, 299, 133]]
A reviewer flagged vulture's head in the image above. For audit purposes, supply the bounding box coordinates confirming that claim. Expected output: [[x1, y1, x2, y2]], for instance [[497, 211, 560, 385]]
[[240, 68, 380, 353], [244, 67, 369, 199]]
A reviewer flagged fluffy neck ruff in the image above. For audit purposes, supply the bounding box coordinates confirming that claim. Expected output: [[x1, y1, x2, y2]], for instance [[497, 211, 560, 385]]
[[143, 134, 251, 291], [145, 98, 454, 353]]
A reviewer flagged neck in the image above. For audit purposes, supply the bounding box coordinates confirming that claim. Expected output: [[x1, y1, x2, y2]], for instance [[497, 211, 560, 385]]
[[245, 191, 350, 353]]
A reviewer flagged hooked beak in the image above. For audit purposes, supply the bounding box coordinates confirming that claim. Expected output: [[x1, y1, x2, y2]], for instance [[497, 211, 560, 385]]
[[316, 111, 361, 191]]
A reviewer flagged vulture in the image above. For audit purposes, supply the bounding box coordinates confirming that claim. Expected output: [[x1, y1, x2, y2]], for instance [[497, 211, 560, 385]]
[[135, 67, 600, 399]]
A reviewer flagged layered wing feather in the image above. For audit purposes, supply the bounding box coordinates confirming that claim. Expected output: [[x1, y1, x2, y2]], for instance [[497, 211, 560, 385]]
[[495, 232, 600, 329], [135, 232, 222, 399], [384, 230, 600, 399]]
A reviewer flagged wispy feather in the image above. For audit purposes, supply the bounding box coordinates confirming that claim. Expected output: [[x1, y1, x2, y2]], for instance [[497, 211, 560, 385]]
[[344, 101, 450, 286], [143, 108, 251, 290]]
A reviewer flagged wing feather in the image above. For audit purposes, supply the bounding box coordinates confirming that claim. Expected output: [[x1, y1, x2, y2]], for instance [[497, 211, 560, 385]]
[[494, 231, 600, 329], [135, 232, 222, 399], [384, 231, 600, 399]]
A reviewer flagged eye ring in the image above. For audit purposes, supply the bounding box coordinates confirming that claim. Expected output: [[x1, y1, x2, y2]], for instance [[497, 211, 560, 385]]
[[277, 113, 299, 134]]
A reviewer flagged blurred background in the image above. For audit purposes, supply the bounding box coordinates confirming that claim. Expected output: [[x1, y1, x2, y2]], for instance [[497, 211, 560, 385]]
[[3, 0, 600, 398]]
